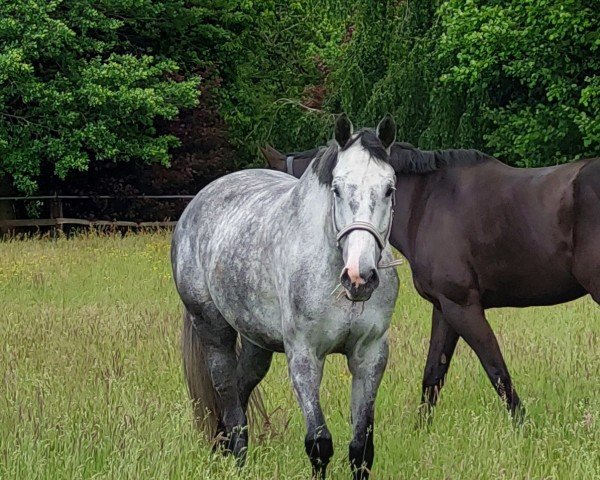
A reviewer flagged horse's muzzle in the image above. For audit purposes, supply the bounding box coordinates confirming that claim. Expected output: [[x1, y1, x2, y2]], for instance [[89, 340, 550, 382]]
[[340, 267, 380, 302]]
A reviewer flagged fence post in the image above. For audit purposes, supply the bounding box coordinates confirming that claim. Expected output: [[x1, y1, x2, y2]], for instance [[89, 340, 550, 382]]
[[0, 179, 16, 236], [49, 194, 63, 239]]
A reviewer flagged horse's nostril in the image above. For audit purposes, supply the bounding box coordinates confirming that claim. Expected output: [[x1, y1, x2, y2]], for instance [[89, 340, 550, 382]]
[[363, 268, 378, 285], [340, 268, 352, 287]]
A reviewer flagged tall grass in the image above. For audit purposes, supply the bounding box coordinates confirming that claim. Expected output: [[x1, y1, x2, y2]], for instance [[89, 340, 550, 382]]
[[0, 232, 598, 479]]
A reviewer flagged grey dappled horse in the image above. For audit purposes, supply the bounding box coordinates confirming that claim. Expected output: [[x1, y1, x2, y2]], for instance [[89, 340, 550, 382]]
[[172, 115, 399, 479]]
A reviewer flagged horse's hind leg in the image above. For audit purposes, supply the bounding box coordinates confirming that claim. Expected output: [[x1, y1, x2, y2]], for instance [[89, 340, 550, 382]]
[[237, 338, 273, 413], [438, 296, 524, 420], [188, 303, 248, 463], [419, 306, 460, 424]]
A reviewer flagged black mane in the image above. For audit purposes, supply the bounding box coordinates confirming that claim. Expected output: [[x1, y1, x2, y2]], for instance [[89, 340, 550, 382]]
[[390, 142, 493, 175], [312, 129, 389, 185], [289, 146, 323, 161]]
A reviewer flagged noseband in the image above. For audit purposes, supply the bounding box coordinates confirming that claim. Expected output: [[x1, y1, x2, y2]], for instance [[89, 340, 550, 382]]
[[331, 185, 396, 251]]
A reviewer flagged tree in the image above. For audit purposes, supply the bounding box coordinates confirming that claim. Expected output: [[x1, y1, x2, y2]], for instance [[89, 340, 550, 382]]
[[0, 0, 199, 194], [323, 0, 599, 166], [432, 0, 599, 166]]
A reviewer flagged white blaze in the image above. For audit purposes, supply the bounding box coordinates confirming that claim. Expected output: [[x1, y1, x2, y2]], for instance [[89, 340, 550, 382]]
[[345, 231, 369, 287]]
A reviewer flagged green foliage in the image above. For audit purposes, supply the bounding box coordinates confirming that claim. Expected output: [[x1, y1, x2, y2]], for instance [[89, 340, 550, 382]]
[[2, 0, 597, 195], [95, 0, 266, 74], [0, 0, 200, 194], [323, 0, 598, 166], [220, 1, 349, 167], [325, 0, 441, 144], [434, 0, 599, 166]]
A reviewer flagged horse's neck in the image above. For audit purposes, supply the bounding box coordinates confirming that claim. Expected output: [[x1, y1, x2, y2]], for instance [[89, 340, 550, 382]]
[[286, 169, 337, 254], [390, 174, 433, 262], [291, 156, 312, 177], [391, 160, 500, 261]]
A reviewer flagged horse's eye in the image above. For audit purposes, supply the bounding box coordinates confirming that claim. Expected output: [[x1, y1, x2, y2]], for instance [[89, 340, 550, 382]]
[[332, 186, 341, 197], [385, 186, 395, 198]]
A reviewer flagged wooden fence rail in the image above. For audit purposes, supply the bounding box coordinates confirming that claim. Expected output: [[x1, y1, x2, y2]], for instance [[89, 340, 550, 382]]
[[0, 195, 195, 201], [0, 218, 178, 228], [0, 194, 195, 231]]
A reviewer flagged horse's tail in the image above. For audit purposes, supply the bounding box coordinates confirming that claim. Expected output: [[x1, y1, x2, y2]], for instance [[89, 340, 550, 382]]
[[182, 309, 218, 437], [181, 309, 268, 438]]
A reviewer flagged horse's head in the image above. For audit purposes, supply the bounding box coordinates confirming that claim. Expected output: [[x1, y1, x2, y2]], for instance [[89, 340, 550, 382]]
[[330, 114, 396, 302], [260, 145, 287, 172]]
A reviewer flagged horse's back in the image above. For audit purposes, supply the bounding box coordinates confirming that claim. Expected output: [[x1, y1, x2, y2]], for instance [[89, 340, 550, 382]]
[[180, 168, 294, 223], [176, 168, 294, 241], [413, 159, 590, 307]]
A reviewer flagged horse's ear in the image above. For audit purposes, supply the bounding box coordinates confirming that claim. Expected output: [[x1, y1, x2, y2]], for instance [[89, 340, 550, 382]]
[[334, 113, 353, 148], [260, 145, 286, 172], [376, 114, 396, 151]]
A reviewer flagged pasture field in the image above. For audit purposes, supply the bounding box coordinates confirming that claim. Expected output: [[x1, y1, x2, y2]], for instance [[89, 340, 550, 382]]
[[0, 231, 598, 479]]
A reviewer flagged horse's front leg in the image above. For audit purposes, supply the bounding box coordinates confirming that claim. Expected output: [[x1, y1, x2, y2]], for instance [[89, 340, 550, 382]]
[[286, 343, 333, 479], [419, 306, 460, 425], [347, 335, 389, 480], [438, 295, 524, 420]]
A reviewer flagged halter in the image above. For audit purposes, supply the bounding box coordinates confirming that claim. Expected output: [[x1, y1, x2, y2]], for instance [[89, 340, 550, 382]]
[[287, 151, 402, 269], [331, 182, 396, 252], [286, 155, 295, 176]]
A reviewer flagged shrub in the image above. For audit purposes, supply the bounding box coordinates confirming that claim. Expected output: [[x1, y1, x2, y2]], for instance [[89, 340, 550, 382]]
[[0, 0, 203, 195]]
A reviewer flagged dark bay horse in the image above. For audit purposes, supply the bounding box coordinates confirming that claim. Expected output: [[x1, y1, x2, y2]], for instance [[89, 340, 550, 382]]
[[262, 142, 600, 420]]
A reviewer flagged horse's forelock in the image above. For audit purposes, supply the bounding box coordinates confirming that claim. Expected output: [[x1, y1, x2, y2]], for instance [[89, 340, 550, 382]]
[[343, 129, 388, 162], [311, 143, 338, 185], [312, 130, 390, 185]]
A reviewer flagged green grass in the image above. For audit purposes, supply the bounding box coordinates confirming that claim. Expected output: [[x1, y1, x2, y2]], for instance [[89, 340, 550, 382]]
[[0, 232, 598, 479]]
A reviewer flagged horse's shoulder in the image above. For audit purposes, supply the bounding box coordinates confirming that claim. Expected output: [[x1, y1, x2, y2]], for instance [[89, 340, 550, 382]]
[[573, 157, 600, 205], [574, 157, 600, 180]]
